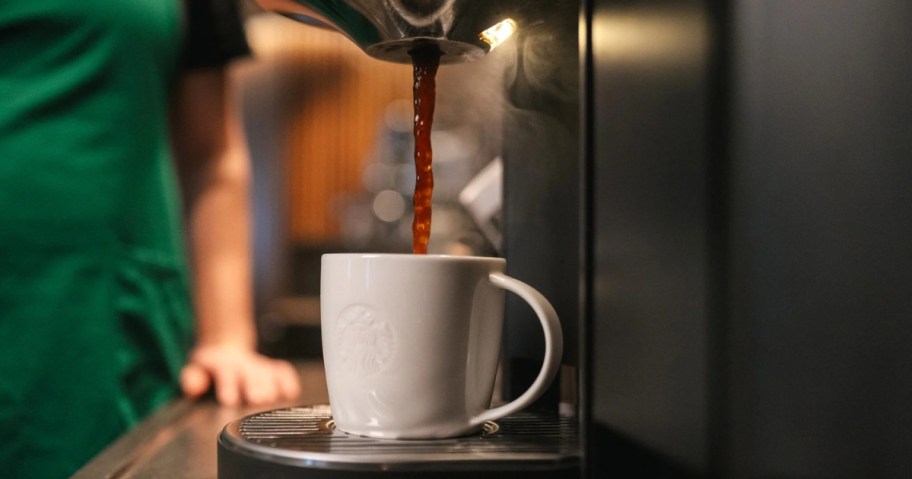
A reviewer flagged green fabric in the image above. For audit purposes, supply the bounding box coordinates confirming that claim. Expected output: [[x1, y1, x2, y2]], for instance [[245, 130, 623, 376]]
[[0, 1, 195, 477]]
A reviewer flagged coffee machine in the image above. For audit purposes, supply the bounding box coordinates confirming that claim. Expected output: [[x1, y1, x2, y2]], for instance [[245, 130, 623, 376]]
[[219, 1, 584, 478], [223, 0, 912, 478]]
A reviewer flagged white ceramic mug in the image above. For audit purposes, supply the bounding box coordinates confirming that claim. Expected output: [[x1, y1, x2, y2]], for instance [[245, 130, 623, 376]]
[[320, 253, 563, 439]]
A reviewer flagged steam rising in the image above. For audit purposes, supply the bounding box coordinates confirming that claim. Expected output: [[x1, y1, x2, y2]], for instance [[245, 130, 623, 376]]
[[431, 0, 580, 174]]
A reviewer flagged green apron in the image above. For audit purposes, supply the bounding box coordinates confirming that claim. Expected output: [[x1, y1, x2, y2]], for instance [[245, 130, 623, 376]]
[[0, 1, 194, 477]]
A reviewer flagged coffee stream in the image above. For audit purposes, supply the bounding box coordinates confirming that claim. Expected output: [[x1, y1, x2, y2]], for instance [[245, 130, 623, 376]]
[[409, 45, 441, 254]]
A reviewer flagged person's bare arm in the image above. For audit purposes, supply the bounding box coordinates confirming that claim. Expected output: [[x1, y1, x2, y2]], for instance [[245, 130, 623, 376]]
[[169, 66, 300, 406]]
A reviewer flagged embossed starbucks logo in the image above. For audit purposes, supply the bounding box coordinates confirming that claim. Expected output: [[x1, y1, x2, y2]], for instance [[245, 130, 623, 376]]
[[335, 305, 395, 376]]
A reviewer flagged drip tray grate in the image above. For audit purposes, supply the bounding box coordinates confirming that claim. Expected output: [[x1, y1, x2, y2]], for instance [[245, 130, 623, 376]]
[[218, 405, 580, 477]]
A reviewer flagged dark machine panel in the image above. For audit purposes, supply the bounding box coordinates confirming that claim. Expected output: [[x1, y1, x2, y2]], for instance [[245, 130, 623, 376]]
[[726, 1, 912, 476], [585, 0, 912, 477]]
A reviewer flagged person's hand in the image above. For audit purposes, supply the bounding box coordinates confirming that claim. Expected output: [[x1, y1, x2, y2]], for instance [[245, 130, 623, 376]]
[[179, 344, 302, 407]]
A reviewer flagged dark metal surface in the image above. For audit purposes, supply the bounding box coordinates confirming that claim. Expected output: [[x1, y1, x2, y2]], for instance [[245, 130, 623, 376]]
[[72, 362, 580, 479], [584, 0, 912, 477], [72, 362, 330, 479], [725, 1, 912, 476], [585, 0, 713, 472], [221, 406, 577, 465], [218, 406, 579, 478], [500, 0, 580, 408]]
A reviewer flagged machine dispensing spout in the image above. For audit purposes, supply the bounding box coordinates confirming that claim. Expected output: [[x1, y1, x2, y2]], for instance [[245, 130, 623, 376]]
[[256, 0, 517, 64]]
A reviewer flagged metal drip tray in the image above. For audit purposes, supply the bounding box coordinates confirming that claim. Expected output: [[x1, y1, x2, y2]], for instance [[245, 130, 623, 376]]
[[218, 405, 580, 478]]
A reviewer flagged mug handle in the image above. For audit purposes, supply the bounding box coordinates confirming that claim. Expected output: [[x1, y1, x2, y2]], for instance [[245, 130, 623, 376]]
[[468, 272, 564, 428]]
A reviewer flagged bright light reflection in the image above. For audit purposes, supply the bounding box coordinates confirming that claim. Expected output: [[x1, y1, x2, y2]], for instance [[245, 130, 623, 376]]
[[479, 18, 517, 50]]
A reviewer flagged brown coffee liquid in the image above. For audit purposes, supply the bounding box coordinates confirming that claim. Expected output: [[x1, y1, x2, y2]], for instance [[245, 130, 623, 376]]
[[409, 45, 441, 254]]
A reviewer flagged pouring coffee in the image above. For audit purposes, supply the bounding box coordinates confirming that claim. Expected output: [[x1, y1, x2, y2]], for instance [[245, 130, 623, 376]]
[[409, 44, 439, 253], [258, 0, 517, 252], [254, 0, 554, 441]]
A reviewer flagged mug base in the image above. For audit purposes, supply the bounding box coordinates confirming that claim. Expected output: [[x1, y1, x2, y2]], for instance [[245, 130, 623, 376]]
[[334, 421, 493, 440]]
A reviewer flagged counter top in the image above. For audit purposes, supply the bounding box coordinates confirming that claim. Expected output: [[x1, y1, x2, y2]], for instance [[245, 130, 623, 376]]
[[72, 361, 329, 479]]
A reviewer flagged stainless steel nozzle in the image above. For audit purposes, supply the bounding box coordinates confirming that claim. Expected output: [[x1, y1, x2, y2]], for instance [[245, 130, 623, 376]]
[[256, 0, 518, 64]]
